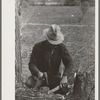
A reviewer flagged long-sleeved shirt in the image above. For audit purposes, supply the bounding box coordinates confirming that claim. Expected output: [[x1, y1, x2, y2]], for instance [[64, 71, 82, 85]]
[[29, 40, 74, 78]]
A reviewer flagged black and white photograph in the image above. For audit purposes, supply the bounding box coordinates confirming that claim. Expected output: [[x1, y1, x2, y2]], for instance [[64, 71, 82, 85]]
[[2, 0, 98, 100]]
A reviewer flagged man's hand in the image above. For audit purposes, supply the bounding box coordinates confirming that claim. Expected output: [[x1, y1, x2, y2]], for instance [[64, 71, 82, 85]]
[[60, 76, 68, 88], [37, 71, 43, 78]]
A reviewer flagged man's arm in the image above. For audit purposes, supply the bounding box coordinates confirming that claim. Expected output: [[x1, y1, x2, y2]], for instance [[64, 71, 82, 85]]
[[28, 44, 43, 78], [61, 44, 74, 77], [60, 44, 74, 87], [29, 63, 40, 76]]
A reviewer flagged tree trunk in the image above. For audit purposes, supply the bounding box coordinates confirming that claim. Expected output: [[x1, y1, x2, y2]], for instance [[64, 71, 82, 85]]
[[15, 0, 22, 84]]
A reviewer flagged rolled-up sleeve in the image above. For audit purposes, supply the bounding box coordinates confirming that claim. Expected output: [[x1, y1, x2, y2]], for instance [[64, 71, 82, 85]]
[[61, 44, 74, 77]]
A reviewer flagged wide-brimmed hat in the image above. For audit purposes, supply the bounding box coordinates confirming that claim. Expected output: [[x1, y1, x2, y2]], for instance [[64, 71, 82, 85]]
[[43, 24, 64, 45]]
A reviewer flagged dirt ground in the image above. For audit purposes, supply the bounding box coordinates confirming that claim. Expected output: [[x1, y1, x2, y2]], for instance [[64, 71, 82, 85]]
[[20, 6, 95, 25]]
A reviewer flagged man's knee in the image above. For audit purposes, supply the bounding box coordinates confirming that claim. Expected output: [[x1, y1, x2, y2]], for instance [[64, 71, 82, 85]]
[[60, 85, 69, 94], [25, 76, 37, 88], [56, 85, 69, 95]]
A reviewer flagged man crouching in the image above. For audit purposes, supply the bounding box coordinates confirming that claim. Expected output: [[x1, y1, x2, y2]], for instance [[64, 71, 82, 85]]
[[26, 24, 74, 94]]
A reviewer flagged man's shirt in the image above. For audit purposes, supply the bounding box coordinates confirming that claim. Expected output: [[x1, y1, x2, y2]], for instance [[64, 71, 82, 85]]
[[29, 40, 74, 78]]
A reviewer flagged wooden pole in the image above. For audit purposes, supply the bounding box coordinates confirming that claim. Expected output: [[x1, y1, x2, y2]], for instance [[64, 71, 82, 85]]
[[15, 0, 22, 84]]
